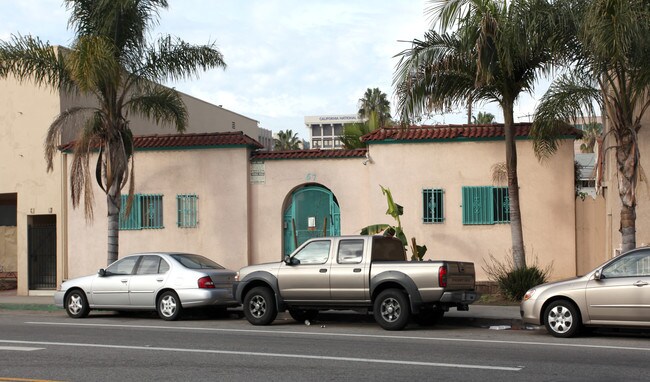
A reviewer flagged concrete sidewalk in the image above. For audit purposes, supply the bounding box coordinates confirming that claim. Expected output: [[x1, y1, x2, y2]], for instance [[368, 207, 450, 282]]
[[0, 288, 524, 328]]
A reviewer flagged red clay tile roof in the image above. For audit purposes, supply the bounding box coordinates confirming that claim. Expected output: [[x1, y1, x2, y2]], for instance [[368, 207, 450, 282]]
[[251, 148, 368, 160], [59, 131, 263, 151], [361, 123, 582, 142]]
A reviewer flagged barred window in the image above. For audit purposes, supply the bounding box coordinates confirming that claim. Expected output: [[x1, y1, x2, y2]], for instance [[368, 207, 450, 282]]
[[177, 194, 198, 228], [462, 186, 510, 225], [119, 194, 164, 230], [422, 189, 444, 223]]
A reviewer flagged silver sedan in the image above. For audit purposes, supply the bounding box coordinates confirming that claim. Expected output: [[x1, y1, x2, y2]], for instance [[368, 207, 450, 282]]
[[54, 252, 238, 320], [521, 246, 650, 337]]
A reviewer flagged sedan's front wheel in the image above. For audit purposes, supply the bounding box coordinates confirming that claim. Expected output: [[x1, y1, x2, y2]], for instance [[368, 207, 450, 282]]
[[544, 300, 581, 338], [65, 289, 90, 318], [157, 291, 182, 321]]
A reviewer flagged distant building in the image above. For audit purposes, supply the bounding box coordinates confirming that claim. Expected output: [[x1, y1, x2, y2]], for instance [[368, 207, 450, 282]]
[[304, 114, 361, 149]]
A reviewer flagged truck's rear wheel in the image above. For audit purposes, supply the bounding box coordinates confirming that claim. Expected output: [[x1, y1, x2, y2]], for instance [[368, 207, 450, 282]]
[[374, 289, 410, 330], [243, 286, 277, 325]]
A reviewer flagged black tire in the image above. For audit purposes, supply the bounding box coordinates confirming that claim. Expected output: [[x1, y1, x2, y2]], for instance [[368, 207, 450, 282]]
[[288, 309, 319, 323], [544, 300, 581, 338], [65, 289, 90, 318], [243, 287, 277, 325], [373, 289, 411, 330], [157, 291, 183, 321], [414, 308, 444, 326]]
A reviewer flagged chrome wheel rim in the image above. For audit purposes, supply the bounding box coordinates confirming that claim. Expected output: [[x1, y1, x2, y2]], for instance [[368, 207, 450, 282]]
[[68, 294, 83, 315], [160, 295, 177, 318], [547, 305, 573, 334], [249, 295, 266, 318], [379, 297, 401, 323]]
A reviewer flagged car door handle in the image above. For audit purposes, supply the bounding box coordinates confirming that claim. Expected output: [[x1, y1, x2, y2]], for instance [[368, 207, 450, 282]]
[[353, 268, 362, 273], [156, 278, 164, 282], [319, 269, 327, 273], [633, 281, 649, 287], [121, 279, 128, 283]]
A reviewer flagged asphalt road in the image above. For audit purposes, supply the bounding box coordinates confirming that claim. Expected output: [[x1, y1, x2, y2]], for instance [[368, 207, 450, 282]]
[[0, 309, 649, 381]]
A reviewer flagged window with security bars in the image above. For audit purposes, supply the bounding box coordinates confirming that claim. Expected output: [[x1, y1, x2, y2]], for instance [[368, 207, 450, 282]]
[[177, 194, 198, 228], [119, 194, 164, 230], [422, 189, 444, 223], [462, 186, 510, 225]]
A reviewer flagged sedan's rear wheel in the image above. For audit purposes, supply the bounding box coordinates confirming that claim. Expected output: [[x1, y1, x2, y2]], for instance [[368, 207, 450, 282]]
[[243, 287, 277, 325], [157, 291, 182, 321], [65, 289, 90, 318], [544, 300, 581, 338]]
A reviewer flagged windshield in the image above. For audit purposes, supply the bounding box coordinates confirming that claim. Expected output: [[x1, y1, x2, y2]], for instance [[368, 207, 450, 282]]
[[170, 254, 225, 270]]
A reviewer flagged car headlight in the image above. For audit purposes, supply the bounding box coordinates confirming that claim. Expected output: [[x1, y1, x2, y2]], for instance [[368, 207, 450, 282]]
[[523, 288, 536, 301]]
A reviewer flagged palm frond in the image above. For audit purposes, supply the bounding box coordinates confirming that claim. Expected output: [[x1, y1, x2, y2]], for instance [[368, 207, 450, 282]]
[[45, 106, 94, 171], [125, 84, 188, 132]]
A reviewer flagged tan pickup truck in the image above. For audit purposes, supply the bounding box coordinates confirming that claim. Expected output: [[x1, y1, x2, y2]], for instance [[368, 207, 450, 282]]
[[234, 235, 477, 330]]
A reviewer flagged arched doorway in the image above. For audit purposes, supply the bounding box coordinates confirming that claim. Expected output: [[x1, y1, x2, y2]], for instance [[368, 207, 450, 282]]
[[283, 185, 340, 256]]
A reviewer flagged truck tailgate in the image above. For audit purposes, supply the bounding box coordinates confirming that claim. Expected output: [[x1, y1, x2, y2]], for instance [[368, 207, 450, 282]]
[[445, 262, 475, 290]]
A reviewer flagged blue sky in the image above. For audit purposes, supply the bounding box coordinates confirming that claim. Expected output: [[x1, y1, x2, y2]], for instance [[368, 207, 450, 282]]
[[0, 0, 542, 138]]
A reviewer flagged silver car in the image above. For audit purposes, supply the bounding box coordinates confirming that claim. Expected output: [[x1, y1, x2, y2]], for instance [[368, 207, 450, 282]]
[[54, 252, 238, 320], [521, 247, 650, 337]]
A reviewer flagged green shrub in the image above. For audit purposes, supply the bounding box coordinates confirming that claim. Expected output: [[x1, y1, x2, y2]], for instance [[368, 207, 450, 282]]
[[483, 253, 552, 301]]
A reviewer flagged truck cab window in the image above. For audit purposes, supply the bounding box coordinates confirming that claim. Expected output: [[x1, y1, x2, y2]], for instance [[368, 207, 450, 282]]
[[293, 241, 331, 265], [338, 240, 364, 264]]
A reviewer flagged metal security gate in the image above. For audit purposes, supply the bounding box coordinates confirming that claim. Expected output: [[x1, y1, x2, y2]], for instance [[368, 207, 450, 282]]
[[28, 223, 57, 290], [283, 186, 340, 256]]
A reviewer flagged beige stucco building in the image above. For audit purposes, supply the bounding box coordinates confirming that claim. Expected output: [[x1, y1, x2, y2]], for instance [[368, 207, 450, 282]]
[[0, 74, 266, 295]]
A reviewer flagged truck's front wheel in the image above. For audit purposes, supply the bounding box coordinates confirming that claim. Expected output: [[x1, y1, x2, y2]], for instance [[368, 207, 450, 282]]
[[243, 286, 278, 325], [374, 289, 411, 330]]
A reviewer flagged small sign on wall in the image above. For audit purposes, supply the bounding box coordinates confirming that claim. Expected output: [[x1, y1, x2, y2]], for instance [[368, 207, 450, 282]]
[[250, 161, 265, 184], [307, 217, 316, 230]]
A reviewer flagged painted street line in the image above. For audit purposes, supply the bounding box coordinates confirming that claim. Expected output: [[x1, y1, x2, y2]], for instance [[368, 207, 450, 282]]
[[0, 346, 44, 351], [0, 339, 521, 372], [25, 321, 650, 353]]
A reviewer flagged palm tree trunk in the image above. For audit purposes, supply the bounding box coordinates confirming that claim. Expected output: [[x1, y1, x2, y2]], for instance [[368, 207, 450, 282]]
[[106, 181, 121, 266], [616, 127, 638, 253], [503, 103, 526, 269]]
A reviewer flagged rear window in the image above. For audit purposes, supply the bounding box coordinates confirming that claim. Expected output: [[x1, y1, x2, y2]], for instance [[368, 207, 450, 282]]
[[371, 237, 406, 261], [170, 254, 225, 269]]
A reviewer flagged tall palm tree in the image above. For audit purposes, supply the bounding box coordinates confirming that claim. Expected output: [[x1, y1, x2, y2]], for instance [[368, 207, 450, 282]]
[[394, 0, 563, 269], [0, 0, 226, 265], [339, 122, 372, 149], [358, 88, 392, 129], [274, 129, 301, 150], [578, 123, 602, 154], [532, 0, 650, 252]]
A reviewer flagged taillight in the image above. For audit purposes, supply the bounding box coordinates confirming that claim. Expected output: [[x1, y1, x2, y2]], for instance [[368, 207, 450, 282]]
[[198, 276, 215, 289], [438, 266, 448, 288]]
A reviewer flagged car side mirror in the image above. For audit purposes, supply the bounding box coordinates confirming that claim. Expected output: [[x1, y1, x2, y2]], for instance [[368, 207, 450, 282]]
[[98, 269, 106, 277], [593, 269, 603, 280], [283, 256, 292, 265]]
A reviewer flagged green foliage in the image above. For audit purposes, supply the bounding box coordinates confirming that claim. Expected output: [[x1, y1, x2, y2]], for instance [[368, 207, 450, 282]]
[[360, 186, 428, 261], [274, 129, 300, 150], [483, 253, 552, 301]]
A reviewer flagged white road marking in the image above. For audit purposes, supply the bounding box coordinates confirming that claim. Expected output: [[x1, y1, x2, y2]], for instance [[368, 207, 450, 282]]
[[25, 321, 650, 352], [0, 346, 44, 351], [0, 339, 521, 372]]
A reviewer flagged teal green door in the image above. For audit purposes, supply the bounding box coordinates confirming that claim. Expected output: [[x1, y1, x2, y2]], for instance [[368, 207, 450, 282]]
[[283, 186, 340, 256]]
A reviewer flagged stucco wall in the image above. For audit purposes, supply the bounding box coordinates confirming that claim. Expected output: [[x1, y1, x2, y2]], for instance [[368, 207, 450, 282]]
[[575, 195, 607, 274], [64, 147, 251, 279], [0, 76, 66, 294], [366, 139, 576, 281], [248, 157, 371, 265]]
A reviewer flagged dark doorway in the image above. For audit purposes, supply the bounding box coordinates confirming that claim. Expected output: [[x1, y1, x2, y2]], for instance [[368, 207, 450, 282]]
[[28, 215, 57, 290]]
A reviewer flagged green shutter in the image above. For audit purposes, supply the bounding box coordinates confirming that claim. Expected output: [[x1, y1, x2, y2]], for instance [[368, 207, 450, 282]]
[[462, 186, 493, 225], [119, 194, 142, 230]]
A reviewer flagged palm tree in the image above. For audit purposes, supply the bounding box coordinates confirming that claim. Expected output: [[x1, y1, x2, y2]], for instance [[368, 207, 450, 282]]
[[358, 88, 392, 129], [339, 122, 372, 149], [532, 0, 650, 252], [394, 0, 562, 269], [578, 123, 602, 154], [0, 0, 226, 266], [274, 129, 301, 150], [473, 111, 496, 124]]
